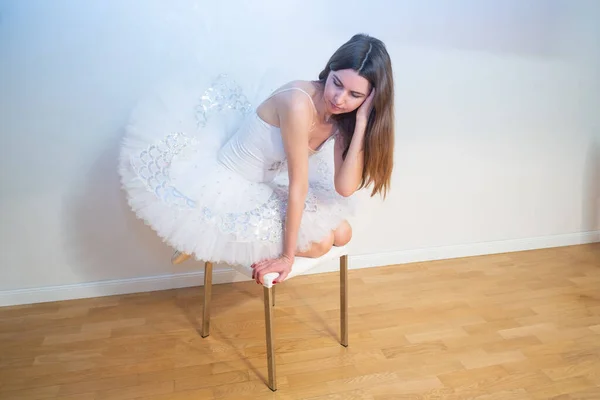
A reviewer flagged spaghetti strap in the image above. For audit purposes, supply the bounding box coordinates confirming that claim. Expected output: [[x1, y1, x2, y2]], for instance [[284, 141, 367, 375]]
[[267, 87, 318, 114]]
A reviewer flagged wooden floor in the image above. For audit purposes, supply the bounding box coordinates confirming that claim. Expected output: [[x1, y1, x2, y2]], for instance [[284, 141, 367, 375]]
[[1, 244, 600, 400]]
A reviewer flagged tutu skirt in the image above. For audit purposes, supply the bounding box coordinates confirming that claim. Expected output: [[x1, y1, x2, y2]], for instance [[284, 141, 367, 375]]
[[118, 76, 356, 266]]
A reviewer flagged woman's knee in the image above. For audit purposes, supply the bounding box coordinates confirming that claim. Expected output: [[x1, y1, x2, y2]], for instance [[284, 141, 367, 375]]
[[334, 220, 352, 246], [308, 231, 334, 258]]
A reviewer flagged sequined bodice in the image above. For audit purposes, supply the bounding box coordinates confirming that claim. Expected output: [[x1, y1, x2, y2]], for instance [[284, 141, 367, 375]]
[[217, 112, 288, 182]]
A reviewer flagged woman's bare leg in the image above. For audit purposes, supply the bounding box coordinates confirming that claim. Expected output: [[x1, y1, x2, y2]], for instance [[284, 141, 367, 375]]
[[296, 231, 335, 258], [296, 220, 352, 258]]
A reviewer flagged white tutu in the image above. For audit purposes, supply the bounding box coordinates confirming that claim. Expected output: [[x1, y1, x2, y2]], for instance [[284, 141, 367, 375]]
[[118, 75, 356, 266]]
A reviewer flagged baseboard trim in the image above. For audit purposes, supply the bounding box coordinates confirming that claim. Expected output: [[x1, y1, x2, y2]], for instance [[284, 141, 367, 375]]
[[350, 230, 600, 270], [2, 230, 598, 307]]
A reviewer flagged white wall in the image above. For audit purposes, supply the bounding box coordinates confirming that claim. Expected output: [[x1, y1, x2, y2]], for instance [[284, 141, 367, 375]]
[[1, 0, 599, 306]]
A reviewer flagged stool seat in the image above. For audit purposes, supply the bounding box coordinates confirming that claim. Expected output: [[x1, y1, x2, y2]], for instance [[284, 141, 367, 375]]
[[229, 245, 349, 288]]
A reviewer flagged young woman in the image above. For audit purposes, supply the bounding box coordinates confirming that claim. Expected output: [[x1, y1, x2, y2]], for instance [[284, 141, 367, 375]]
[[119, 33, 395, 285]]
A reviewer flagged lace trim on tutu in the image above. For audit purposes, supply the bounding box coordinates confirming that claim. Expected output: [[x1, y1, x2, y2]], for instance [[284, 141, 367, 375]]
[[195, 74, 254, 128], [130, 132, 198, 209]]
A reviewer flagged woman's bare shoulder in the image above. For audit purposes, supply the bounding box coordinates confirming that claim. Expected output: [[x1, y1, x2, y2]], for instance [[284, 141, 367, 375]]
[[272, 80, 317, 96], [269, 80, 315, 110], [257, 80, 316, 125]]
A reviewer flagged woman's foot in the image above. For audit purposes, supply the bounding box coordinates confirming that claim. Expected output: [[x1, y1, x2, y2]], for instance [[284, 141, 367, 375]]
[[171, 251, 191, 265]]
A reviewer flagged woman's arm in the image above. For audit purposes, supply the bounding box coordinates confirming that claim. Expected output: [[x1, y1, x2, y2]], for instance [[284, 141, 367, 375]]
[[251, 90, 313, 284], [279, 92, 312, 260], [333, 89, 375, 197], [334, 119, 366, 197]]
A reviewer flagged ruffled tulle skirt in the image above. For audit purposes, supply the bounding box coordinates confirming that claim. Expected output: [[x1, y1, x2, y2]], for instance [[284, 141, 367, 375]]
[[118, 76, 356, 266]]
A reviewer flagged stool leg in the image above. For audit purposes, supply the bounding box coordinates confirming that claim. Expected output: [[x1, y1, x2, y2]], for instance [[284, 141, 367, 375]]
[[340, 254, 348, 347], [201, 261, 213, 338], [263, 286, 277, 391], [272, 285, 276, 307]]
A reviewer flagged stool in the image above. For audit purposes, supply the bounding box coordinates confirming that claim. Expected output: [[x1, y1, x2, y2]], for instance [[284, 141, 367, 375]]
[[180, 246, 349, 392]]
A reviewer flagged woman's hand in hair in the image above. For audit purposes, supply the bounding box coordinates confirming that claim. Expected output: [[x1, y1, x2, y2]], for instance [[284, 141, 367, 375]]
[[356, 88, 375, 124]]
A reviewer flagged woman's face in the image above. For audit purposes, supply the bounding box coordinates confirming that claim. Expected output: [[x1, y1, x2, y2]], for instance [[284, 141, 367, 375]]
[[323, 69, 371, 115]]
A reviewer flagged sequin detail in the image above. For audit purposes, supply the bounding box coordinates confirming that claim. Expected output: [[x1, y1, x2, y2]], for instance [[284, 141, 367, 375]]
[[130, 132, 199, 209], [194, 74, 253, 129], [268, 160, 284, 171], [130, 128, 332, 244]]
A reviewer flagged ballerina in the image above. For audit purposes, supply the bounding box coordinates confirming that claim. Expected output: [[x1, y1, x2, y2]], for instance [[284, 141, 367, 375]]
[[119, 33, 395, 284]]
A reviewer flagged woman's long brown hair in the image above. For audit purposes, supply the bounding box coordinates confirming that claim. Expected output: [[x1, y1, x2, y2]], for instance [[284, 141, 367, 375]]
[[317, 34, 395, 198]]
